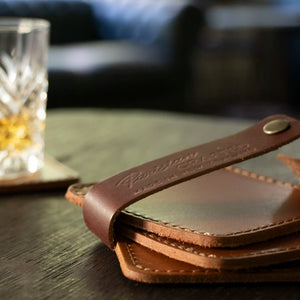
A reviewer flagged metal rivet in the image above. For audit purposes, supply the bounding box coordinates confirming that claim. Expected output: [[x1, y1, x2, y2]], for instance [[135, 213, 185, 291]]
[[263, 119, 290, 135]]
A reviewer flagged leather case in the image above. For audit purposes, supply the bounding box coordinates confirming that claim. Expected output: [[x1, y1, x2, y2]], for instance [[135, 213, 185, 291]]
[[65, 115, 300, 283]]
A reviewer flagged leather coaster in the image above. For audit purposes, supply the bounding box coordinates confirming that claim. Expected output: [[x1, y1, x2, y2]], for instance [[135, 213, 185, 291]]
[[82, 114, 300, 250], [66, 166, 300, 248], [118, 224, 300, 270], [0, 155, 79, 193], [65, 114, 300, 283], [115, 237, 300, 283], [66, 165, 300, 271], [119, 166, 300, 248]]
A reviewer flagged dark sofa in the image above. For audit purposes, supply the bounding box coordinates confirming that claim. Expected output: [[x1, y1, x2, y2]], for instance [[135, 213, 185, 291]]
[[0, 0, 203, 110]]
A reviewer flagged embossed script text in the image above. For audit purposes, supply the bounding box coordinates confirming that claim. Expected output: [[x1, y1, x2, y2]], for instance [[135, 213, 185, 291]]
[[116, 143, 255, 192]]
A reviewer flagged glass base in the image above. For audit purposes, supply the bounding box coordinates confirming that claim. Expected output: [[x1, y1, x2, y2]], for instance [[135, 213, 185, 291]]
[[0, 148, 44, 180]]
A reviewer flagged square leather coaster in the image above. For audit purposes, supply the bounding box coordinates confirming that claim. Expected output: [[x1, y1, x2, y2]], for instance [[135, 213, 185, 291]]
[[115, 238, 300, 283], [0, 155, 79, 193]]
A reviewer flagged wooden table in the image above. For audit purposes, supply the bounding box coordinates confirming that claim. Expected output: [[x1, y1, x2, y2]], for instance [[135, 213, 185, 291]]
[[1, 109, 300, 299]]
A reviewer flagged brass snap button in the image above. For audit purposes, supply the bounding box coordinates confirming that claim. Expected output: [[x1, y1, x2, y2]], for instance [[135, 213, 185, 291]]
[[263, 119, 290, 135]]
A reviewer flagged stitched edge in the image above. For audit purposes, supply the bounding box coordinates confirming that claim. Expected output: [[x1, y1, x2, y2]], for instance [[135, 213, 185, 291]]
[[123, 166, 300, 237], [143, 231, 300, 259], [226, 166, 300, 190], [125, 243, 215, 274], [125, 243, 146, 271], [124, 242, 300, 278]]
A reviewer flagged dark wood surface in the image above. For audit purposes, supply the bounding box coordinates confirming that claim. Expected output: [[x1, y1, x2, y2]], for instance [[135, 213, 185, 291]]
[[1, 109, 300, 299]]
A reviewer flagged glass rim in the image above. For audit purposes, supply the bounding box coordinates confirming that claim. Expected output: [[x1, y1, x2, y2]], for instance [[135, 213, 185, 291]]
[[0, 18, 50, 33]]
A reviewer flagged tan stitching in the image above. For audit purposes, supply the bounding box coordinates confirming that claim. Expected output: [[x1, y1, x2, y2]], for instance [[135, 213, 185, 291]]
[[126, 243, 218, 274], [123, 166, 300, 237], [123, 209, 300, 237], [125, 243, 144, 270], [143, 232, 300, 259], [225, 166, 300, 190]]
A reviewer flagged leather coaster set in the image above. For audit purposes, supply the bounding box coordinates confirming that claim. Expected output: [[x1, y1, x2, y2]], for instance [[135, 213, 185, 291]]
[[66, 115, 300, 283]]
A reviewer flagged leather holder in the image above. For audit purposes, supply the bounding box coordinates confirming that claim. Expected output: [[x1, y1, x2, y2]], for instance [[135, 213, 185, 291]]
[[66, 114, 300, 283]]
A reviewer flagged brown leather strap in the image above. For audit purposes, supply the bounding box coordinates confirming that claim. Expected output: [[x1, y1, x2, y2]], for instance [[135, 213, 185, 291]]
[[84, 115, 300, 249]]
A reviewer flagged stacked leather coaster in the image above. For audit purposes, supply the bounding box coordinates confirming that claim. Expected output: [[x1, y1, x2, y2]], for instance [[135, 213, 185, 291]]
[[66, 115, 300, 283]]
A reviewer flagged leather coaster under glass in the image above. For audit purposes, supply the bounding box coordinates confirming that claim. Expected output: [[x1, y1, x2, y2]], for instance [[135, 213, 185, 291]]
[[0, 155, 79, 193]]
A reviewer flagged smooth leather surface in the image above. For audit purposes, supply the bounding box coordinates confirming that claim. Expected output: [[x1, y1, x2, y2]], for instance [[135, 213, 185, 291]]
[[84, 115, 300, 249], [119, 166, 300, 247], [115, 237, 300, 283]]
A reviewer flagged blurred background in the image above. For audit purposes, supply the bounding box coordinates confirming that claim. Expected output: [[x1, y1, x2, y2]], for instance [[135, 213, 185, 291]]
[[0, 0, 299, 119]]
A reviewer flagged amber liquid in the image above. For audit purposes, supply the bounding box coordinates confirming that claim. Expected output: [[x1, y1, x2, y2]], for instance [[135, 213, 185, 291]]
[[0, 111, 35, 152]]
